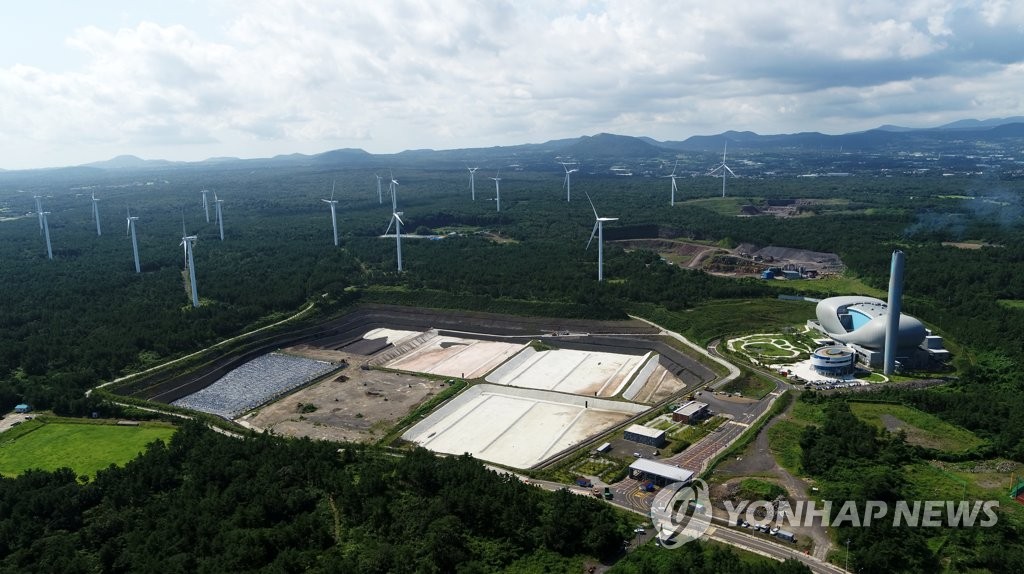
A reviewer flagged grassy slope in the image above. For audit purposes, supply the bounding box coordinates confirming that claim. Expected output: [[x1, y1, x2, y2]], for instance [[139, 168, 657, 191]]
[[848, 402, 986, 453]]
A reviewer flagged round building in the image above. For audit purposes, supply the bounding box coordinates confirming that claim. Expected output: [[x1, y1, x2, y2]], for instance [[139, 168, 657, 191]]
[[810, 346, 856, 376]]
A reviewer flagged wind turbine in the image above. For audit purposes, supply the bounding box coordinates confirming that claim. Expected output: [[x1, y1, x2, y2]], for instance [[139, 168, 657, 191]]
[[389, 170, 399, 212], [126, 207, 140, 273], [491, 169, 502, 212], [384, 210, 405, 271], [466, 165, 478, 200], [374, 174, 383, 204], [322, 180, 339, 246], [33, 195, 43, 232], [91, 193, 102, 235], [180, 220, 200, 307], [709, 143, 736, 197], [585, 193, 618, 282], [560, 162, 579, 202], [41, 211, 53, 260], [201, 189, 210, 223], [665, 160, 680, 206], [214, 193, 225, 241]]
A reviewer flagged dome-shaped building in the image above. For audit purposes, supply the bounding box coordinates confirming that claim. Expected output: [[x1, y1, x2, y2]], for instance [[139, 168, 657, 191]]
[[815, 296, 926, 350]]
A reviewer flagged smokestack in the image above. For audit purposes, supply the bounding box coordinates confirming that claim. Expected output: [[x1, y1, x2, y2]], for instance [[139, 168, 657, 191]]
[[883, 250, 905, 375]]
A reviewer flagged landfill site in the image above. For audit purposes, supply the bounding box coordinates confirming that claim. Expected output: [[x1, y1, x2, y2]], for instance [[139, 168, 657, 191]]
[[124, 306, 717, 468]]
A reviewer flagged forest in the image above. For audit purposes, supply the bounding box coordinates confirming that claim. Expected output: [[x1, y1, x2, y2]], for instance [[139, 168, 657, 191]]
[[0, 421, 811, 573], [1, 160, 1024, 570]]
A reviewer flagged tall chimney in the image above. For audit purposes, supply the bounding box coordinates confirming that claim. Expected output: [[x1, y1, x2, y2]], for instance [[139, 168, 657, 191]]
[[883, 250, 905, 375]]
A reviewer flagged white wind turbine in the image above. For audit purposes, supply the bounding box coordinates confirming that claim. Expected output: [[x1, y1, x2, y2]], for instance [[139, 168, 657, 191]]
[[322, 180, 340, 246], [91, 193, 102, 236], [201, 189, 210, 222], [389, 171, 399, 212], [126, 207, 140, 273], [585, 193, 618, 282], [665, 160, 680, 206], [560, 162, 579, 202], [467, 165, 479, 201], [180, 220, 200, 307], [375, 174, 383, 204], [491, 169, 502, 212], [384, 210, 405, 271], [709, 143, 736, 198], [214, 193, 225, 241], [33, 195, 43, 232], [41, 210, 53, 260]]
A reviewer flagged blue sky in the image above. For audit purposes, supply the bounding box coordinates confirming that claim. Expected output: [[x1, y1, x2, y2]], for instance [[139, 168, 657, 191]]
[[2, 0, 1024, 169]]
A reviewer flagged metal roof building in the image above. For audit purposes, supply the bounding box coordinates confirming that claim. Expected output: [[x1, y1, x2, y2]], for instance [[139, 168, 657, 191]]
[[629, 459, 694, 485], [624, 424, 666, 447]]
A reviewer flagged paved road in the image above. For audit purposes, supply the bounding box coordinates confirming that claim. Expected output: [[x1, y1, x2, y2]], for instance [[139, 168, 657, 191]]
[[708, 525, 848, 574]]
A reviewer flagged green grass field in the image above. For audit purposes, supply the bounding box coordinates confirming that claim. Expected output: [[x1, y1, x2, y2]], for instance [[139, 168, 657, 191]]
[[762, 273, 887, 299], [0, 417, 176, 479], [683, 197, 746, 216], [848, 402, 985, 453], [998, 299, 1024, 310], [668, 299, 817, 344], [766, 400, 826, 475], [721, 372, 776, 399]]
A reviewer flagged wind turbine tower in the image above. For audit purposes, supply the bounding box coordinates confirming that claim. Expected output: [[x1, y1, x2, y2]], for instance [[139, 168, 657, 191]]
[[214, 193, 225, 241], [41, 211, 53, 260], [467, 166, 478, 201], [201, 190, 210, 223], [322, 180, 340, 247], [666, 160, 680, 206], [33, 195, 43, 232], [585, 193, 618, 282], [709, 143, 736, 197], [375, 174, 383, 204], [126, 207, 140, 273], [180, 223, 200, 308], [389, 171, 399, 212], [385, 211, 405, 271], [560, 162, 579, 202], [91, 193, 102, 235], [491, 169, 502, 212]]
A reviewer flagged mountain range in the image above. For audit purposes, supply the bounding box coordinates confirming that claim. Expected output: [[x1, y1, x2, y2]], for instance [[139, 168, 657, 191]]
[[55, 117, 1024, 172]]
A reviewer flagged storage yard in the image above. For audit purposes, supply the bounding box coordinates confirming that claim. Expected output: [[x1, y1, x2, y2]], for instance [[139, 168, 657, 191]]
[[403, 384, 646, 468]]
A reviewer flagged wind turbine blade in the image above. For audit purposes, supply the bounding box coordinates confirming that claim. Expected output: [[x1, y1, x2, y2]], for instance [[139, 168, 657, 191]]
[[585, 192, 599, 219], [709, 165, 724, 175], [331, 179, 336, 201], [725, 165, 737, 177], [384, 217, 395, 236], [395, 213, 404, 225], [586, 221, 599, 250]]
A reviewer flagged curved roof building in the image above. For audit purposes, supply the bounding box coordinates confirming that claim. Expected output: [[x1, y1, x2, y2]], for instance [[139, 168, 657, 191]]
[[815, 296, 926, 350]]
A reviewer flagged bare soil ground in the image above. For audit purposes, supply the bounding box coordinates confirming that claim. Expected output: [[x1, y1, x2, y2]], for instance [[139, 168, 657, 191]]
[[630, 365, 685, 403], [240, 347, 445, 443]]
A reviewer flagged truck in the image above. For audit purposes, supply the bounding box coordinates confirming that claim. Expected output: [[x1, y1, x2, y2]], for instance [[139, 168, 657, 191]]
[[774, 530, 796, 543], [575, 477, 593, 488]]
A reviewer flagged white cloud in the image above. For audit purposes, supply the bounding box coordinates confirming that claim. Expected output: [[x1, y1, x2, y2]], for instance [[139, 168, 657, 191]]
[[1, 0, 1023, 169]]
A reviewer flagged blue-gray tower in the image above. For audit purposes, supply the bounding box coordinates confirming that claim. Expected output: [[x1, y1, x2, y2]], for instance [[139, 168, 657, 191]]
[[883, 250, 905, 375]]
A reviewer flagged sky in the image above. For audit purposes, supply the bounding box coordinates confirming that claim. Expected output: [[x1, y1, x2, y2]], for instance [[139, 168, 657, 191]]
[[2, 0, 1024, 170]]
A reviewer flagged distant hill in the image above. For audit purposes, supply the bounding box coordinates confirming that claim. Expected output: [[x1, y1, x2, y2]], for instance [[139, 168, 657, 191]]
[[558, 133, 667, 158], [937, 117, 1024, 130], [84, 155, 178, 169]]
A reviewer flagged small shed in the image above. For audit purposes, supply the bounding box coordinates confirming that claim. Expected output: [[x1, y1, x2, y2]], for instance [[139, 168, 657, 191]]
[[14, 404, 31, 414]]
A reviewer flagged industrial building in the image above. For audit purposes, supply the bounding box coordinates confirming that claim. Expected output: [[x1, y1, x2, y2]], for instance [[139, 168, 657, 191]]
[[672, 401, 710, 424], [624, 424, 666, 447], [809, 295, 947, 370], [629, 458, 694, 486]]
